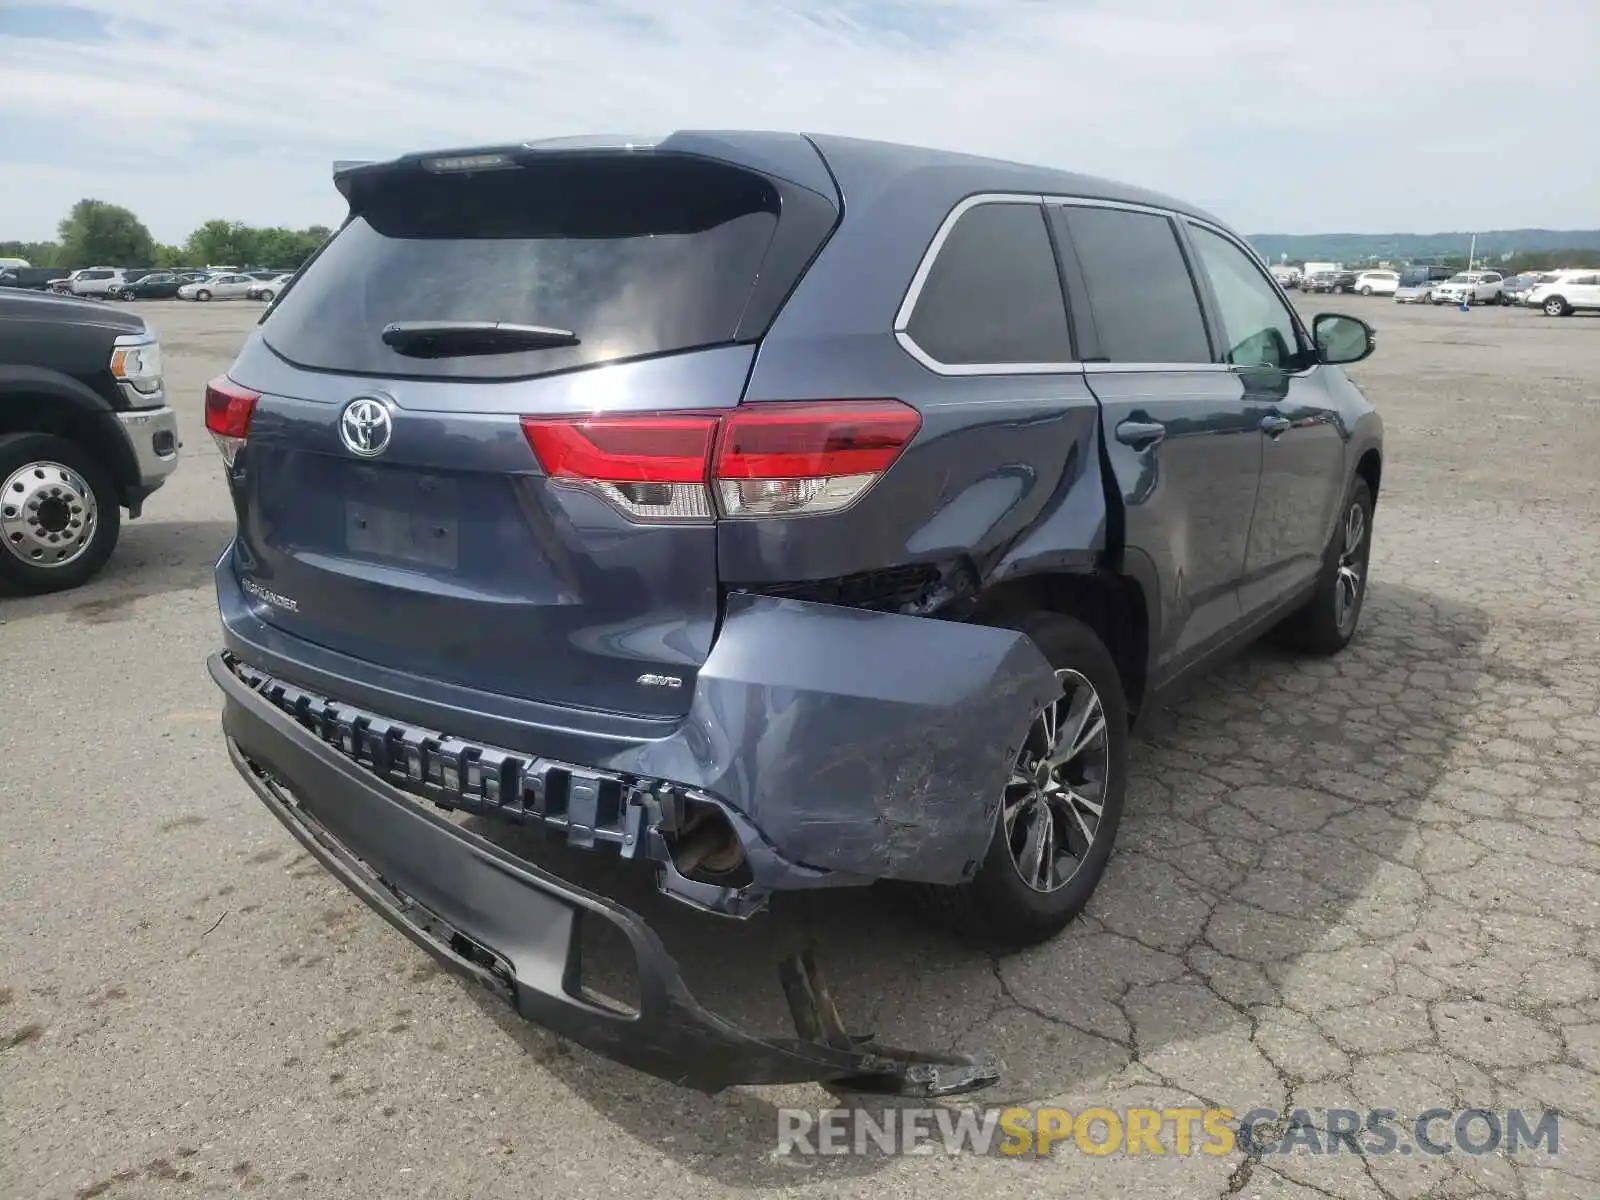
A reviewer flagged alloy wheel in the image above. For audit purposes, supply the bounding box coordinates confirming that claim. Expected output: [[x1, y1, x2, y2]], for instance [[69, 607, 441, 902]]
[[1001, 669, 1110, 894], [1333, 500, 1367, 637], [0, 460, 98, 568]]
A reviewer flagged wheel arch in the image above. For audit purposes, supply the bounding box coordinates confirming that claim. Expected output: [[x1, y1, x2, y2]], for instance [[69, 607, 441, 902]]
[[1355, 445, 1382, 502], [971, 568, 1151, 720], [0, 385, 138, 499]]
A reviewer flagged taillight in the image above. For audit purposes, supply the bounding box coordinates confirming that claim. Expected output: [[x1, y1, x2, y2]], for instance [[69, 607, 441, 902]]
[[520, 414, 721, 521], [713, 401, 921, 517], [520, 400, 920, 523], [204, 375, 259, 467]]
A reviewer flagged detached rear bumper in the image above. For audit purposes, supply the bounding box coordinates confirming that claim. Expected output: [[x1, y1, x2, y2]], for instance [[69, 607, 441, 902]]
[[218, 565, 1060, 891], [212, 652, 1001, 1095]]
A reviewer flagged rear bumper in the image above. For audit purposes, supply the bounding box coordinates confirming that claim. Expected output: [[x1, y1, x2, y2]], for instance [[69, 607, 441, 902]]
[[216, 557, 1059, 893], [212, 652, 1001, 1095]]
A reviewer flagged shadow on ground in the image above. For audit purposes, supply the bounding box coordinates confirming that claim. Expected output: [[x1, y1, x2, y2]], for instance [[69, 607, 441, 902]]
[[444, 581, 1493, 1183], [0, 519, 231, 619]]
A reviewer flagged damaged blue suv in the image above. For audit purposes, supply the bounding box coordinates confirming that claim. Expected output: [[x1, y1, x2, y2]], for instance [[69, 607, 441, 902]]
[[208, 132, 1383, 1096]]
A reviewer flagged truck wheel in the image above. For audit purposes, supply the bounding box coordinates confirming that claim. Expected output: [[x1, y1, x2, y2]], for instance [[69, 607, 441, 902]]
[[1274, 477, 1374, 656], [0, 433, 121, 595], [920, 612, 1129, 950]]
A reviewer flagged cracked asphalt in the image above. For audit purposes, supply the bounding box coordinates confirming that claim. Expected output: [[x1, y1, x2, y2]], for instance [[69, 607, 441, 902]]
[[2, 297, 1597, 1199]]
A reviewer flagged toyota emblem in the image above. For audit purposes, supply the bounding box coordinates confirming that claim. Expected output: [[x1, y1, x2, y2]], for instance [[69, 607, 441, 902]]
[[339, 397, 392, 457]]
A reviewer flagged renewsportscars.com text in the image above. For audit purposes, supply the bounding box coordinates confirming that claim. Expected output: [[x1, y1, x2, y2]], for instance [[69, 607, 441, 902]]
[[776, 1106, 1562, 1158]]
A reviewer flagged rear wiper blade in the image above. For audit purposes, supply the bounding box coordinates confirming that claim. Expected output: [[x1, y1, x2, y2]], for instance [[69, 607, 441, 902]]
[[380, 320, 580, 357]]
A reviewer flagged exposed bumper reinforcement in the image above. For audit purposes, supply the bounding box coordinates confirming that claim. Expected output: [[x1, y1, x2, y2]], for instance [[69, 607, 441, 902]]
[[211, 652, 1001, 1096]]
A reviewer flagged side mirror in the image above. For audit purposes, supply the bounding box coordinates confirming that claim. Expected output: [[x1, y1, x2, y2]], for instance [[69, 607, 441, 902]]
[[1313, 313, 1375, 365]]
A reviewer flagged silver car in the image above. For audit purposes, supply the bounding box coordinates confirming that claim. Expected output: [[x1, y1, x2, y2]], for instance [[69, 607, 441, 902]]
[[177, 273, 256, 302]]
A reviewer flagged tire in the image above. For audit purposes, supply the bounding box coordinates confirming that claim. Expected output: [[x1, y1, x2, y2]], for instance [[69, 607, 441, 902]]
[[1333, 284, 1346, 295], [0, 433, 121, 595], [919, 612, 1130, 951], [1544, 296, 1570, 317], [261, 289, 276, 303], [1360, 286, 1373, 296], [196, 289, 212, 302], [1274, 477, 1374, 656]]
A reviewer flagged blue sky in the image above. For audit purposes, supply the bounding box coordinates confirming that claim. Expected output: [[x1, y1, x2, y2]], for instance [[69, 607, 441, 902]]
[[2, 0, 1596, 242]]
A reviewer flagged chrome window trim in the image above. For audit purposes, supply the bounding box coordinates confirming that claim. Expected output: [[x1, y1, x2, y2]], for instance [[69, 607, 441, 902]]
[[893, 192, 1084, 376], [895, 190, 1310, 377], [1083, 362, 1238, 374]]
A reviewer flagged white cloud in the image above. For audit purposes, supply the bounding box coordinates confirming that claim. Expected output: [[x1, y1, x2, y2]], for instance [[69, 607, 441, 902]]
[[2, 0, 1595, 241]]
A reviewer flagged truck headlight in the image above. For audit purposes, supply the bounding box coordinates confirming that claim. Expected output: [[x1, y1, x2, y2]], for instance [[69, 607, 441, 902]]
[[110, 334, 164, 405]]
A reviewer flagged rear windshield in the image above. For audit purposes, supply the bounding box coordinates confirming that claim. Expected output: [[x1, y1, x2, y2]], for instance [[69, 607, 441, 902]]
[[263, 155, 791, 380]]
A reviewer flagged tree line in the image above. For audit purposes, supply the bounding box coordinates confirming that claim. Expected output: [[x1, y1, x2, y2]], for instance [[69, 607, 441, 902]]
[[1, 200, 334, 272]]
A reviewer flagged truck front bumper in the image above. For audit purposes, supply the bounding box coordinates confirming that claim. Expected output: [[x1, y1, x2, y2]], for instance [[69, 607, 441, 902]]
[[211, 651, 1003, 1096], [113, 405, 179, 512]]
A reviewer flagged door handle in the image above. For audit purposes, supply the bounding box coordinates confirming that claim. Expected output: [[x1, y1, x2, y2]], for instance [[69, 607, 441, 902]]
[[1260, 414, 1293, 437], [1115, 419, 1166, 448]]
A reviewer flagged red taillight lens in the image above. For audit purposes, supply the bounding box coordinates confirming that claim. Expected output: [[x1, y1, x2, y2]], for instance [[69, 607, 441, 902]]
[[521, 413, 721, 522], [520, 414, 719, 484], [713, 401, 920, 479], [520, 400, 920, 523], [204, 376, 259, 467]]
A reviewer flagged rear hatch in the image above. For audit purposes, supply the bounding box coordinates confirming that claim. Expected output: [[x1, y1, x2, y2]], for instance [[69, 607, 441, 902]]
[[221, 143, 839, 718]]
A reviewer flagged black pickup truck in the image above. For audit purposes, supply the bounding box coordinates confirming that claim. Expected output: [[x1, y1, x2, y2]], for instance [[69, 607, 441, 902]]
[[0, 267, 68, 292], [0, 290, 180, 593]]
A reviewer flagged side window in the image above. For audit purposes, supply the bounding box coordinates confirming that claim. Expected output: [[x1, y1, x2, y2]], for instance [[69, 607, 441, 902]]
[[1059, 206, 1211, 364], [904, 201, 1072, 366], [1187, 225, 1303, 371]]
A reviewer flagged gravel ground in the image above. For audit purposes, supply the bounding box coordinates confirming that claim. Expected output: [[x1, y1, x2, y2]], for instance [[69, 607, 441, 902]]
[[2, 296, 1597, 1199]]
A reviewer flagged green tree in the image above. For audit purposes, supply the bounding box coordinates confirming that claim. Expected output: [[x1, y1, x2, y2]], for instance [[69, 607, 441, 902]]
[[151, 244, 186, 269], [184, 219, 259, 267], [56, 200, 155, 267], [0, 240, 64, 267]]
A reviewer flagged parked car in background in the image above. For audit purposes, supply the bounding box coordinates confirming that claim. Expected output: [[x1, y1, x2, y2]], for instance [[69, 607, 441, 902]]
[[67, 268, 128, 298], [0, 289, 180, 593], [1355, 270, 1399, 296], [0, 267, 68, 292], [246, 273, 292, 302], [1500, 272, 1550, 307], [109, 272, 186, 300], [1269, 265, 1302, 289], [1526, 269, 1600, 316], [1432, 271, 1503, 306], [178, 273, 255, 301], [1393, 265, 1453, 303], [205, 130, 1384, 1096], [1306, 270, 1358, 295]]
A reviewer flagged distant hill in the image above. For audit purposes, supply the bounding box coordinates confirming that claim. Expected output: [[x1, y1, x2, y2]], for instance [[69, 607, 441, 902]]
[[1245, 229, 1600, 264]]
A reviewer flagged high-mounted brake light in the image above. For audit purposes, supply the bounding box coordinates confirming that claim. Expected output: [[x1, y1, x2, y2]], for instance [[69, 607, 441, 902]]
[[520, 400, 920, 523], [204, 376, 260, 467]]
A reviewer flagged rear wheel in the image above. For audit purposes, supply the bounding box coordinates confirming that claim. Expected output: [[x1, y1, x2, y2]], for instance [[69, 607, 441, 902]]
[[1544, 296, 1571, 317], [0, 433, 121, 595], [1275, 477, 1373, 656], [921, 612, 1129, 950]]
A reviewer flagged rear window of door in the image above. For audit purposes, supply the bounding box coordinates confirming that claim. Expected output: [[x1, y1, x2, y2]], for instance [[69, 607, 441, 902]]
[[261, 154, 811, 380], [1056, 206, 1211, 364], [901, 200, 1072, 367], [1186, 224, 1304, 371]]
